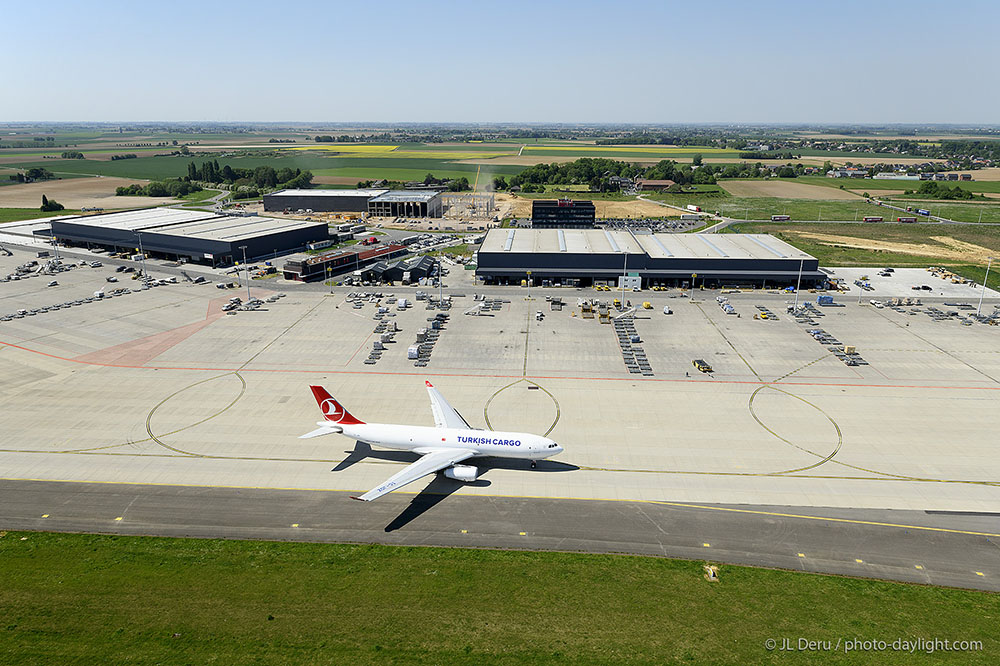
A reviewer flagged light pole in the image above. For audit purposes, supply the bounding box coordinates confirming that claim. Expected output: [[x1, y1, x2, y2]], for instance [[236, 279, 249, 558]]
[[621, 252, 627, 307], [239, 245, 251, 303], [793, 258, 804, 311], [439, 257, 444, 306], [526, 270, 531, 301], [136, 230, 148, 281], [977, 256, 993, 317], [328, 266, 333, 294]]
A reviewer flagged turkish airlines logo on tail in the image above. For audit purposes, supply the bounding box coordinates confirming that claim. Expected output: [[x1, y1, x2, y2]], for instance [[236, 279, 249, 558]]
[[321, 398, 344, 422]]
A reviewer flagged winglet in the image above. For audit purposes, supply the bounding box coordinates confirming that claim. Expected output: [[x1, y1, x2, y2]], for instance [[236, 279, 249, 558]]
[[309, 386, 364, 424], [425, 380, 433, 387]]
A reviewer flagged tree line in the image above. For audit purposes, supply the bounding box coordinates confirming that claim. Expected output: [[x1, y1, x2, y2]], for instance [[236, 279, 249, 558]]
[[8, 167, 56, 183], [60, 151, 85, 159], [186, 160, 313, 189], [906, 182, 985, 201], [116, 181, 203, 198]]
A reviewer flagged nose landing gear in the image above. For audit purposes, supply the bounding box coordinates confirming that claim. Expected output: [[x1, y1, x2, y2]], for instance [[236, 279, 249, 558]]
[[530, 460, 537, 469]]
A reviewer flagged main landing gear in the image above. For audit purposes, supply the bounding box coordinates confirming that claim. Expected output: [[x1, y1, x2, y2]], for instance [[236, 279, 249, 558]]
[[530, 460, 537, 469]]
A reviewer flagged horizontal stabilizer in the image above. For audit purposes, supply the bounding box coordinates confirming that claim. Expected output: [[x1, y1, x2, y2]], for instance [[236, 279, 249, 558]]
[[299, 425, 343, 439]]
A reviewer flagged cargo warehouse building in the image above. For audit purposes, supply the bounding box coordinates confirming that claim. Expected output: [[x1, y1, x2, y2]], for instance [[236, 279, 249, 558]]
[[264, 188, 444, 217], [263, 189, 388, 213], [475, 228, 822, 288], [531, 199, 596, 228], [48, 208, 329, 266]]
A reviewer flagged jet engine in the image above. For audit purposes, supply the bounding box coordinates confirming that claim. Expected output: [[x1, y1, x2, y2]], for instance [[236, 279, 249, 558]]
[[443, 465, 478, 482]]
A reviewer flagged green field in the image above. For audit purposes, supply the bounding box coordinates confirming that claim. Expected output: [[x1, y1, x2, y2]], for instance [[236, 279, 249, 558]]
[[179, 188, 222, 202], [878, 200, 1000, 224], [5, 154, 525, 185], [645, 191, 892, 221], [797, 176, 1000, 195], [1, 532, 997, 665], [726, 222, 1000, 290], [0, 208, 81, 223]]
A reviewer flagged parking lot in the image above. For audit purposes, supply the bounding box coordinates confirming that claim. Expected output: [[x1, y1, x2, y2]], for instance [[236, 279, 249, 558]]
[[1, 243, 999, 514]]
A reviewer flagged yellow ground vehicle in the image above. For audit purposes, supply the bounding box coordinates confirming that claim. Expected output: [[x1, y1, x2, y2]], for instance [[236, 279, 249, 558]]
[[642, 302, 652, 309], [692, 359, 713, 373]]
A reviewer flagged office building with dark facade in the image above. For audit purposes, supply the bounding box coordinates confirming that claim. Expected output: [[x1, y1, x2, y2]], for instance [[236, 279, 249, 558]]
[[281, 244, 407, 282], [263, 189, 388, 213], [530, 199, 596, 228], [48, 208, 329, 266], [475, 228, 822, 288]]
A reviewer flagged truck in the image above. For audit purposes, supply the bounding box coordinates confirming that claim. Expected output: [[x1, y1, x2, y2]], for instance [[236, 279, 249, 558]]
[[917, 209, 930, 216], [680, 214, 701, 221], [862, 216, 883, 222], [897, 217, 917, 223], [771, 215, 791, 221], [686, 205, 701, 213]]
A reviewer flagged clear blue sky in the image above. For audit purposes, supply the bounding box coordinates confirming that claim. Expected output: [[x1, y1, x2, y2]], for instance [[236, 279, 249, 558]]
[[3, 0, 997, 124]]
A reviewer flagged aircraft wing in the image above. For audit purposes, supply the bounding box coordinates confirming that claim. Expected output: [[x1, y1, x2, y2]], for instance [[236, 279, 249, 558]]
[[352, 448, 476, 502], [425, 380, 473, 429]]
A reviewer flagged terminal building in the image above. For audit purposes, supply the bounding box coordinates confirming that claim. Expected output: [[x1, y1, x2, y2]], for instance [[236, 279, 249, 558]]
[[531, 199, 596, 228], [263, 188, 388, 213], [48, 208, 330, 267], [367, 191, 444, 218], [475, 228, 822, 288]]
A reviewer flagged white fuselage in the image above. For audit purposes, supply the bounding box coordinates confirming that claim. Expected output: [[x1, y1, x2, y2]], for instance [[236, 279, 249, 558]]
[[339, 423, 562, 460]]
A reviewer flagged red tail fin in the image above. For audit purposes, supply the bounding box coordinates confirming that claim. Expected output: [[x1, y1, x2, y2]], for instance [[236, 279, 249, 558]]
[[309, 386, 364, 424]]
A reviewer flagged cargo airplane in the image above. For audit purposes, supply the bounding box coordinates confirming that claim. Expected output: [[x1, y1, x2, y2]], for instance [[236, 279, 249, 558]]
[[301, 382, 563, 502]]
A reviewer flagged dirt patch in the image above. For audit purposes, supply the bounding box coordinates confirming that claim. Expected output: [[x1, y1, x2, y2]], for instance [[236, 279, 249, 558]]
[[494, 193, 683, 219], [720, 181, 862, 200], [0, 176, 173, 209], [788, 231, 995, 263]]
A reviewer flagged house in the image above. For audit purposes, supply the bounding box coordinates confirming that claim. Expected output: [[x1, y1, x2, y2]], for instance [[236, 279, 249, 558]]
[[636, 178, 676, 191]]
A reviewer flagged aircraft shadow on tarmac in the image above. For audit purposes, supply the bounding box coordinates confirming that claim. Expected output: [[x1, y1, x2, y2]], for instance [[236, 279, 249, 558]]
[[332, 441, 580, 532]]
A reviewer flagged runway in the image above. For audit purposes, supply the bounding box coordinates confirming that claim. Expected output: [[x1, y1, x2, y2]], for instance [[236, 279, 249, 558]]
[[2, 479, 997, 592]]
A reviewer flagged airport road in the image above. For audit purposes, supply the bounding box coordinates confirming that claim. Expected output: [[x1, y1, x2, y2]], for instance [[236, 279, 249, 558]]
[[1, 479, 997, 592]]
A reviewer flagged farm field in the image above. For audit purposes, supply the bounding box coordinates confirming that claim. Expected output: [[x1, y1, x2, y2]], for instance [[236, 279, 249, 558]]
[[0, 177, 173, 210], [726, 222, 1000, 289], [645, 191, 891, 221], [4, 153, 526, 187], [796, 176, 1000, 195], [719, 180, 862, 200], [0, 208, 82, 223], [2, 532, 997, 666], [521, 145, 740, 159]]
